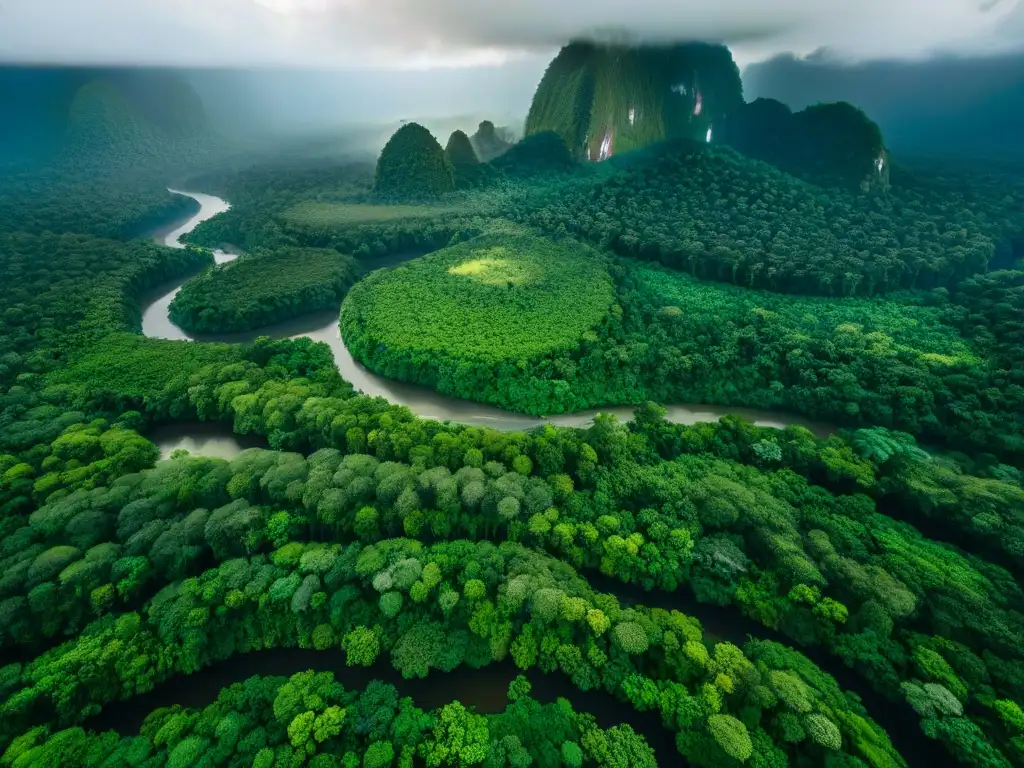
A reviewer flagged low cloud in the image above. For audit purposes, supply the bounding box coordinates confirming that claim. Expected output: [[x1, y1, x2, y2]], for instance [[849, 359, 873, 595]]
[[2, 0, 1023, 68]]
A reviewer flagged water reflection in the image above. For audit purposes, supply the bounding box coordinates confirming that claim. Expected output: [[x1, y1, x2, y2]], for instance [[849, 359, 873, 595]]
[[147, 422, 267, 461], [86, 652, 679, 765]]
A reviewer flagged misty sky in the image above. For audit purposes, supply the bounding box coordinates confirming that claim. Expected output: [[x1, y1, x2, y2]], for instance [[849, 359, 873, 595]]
[[3, 0, 1024, 70]]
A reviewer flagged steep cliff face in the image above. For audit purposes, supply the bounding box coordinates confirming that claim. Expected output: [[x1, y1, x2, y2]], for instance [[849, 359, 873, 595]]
[[525, 42, 743, 161], [525, 45, 887, 191], [720, 98, 889, 191]]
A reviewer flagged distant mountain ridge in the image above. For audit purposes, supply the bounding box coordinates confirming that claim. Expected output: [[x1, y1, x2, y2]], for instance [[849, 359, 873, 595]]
[[58, 81, 164, 173], [523, 42, 889, 190], [0, 67, 215, 175]]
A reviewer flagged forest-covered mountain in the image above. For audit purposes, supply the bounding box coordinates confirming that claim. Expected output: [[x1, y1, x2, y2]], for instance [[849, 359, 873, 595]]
[[525, 42, 743, 161], [0, 67, 213, 173], [0, 67, 219, 239], [524, 42, 890, 190], [745, 51, 1024, 163]]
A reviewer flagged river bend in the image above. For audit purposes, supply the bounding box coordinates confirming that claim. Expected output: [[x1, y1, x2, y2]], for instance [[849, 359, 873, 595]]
[[144, 190, 832, 457]]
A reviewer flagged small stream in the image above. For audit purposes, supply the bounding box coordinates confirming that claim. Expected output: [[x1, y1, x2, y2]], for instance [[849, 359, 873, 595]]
[[85, 652, 679, 765], [80, 578, 940, 767]]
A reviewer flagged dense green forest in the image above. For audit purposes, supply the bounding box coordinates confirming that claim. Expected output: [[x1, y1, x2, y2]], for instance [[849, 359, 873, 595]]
[[170, 247, 362, 333], [3, 56, 1024, 768], [341, 229, 615, 412], [8, 670, 669, 767], [208, 138, 1020, 459], [340, 224, 1024, 460], [0, 232, 212, 386], [0, 173, 199, 240]]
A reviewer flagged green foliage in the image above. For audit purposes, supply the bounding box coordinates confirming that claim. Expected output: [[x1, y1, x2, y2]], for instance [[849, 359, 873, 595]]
[[375, 123, 454, 201], [0, 535, 904, 765], [803, 713, 843, 751], [707, 714, 753, 761], [341, 231, 613, 413], [951, 269, 1024, 370], [6, 90, 1024, 768], [901, 682, 964, 718], [611, 621, 649, 655], [561, 740, 583, 768], [0, 175, 198, 240], [50, 332, 243, 419], [336, 228, 1024, 456], [365, 740, 395, 768], [0, 671, 669, 768], [421, 701, 489, 766], [490, 133, 575, 177], [170, 246, 361, 333], [519, 141, 1010, 296], [0, 232, 211, 385], [343, 626, 381, 667]]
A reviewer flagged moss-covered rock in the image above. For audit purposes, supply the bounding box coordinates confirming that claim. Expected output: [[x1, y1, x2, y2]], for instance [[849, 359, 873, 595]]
[[444, 130, 481, 188], [525, 42, 743, 161], [445, 130, 479, 168], [374, 122, 454, 200]]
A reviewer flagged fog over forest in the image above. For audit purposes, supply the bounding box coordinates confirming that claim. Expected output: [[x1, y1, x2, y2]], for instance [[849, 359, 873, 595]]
[[182, 62, 546, 138], [6, 47, 1024, 165]]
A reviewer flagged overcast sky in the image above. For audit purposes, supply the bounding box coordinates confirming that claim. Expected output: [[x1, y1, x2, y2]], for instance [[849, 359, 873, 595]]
[[2, 0, 1023, 70]]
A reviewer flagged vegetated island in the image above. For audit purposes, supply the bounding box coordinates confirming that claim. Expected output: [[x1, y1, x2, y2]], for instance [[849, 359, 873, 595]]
[[169, 246, 361, 333]]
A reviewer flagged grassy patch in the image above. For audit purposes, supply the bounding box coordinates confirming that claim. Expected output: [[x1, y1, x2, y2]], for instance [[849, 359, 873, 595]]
[[280, 201, 456, 230], [447, 250, 535, 287]]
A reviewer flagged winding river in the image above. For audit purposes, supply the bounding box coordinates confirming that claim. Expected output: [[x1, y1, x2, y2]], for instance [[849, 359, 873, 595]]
[[122, 195, 932, 765], [145, 191, 832, 458]]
